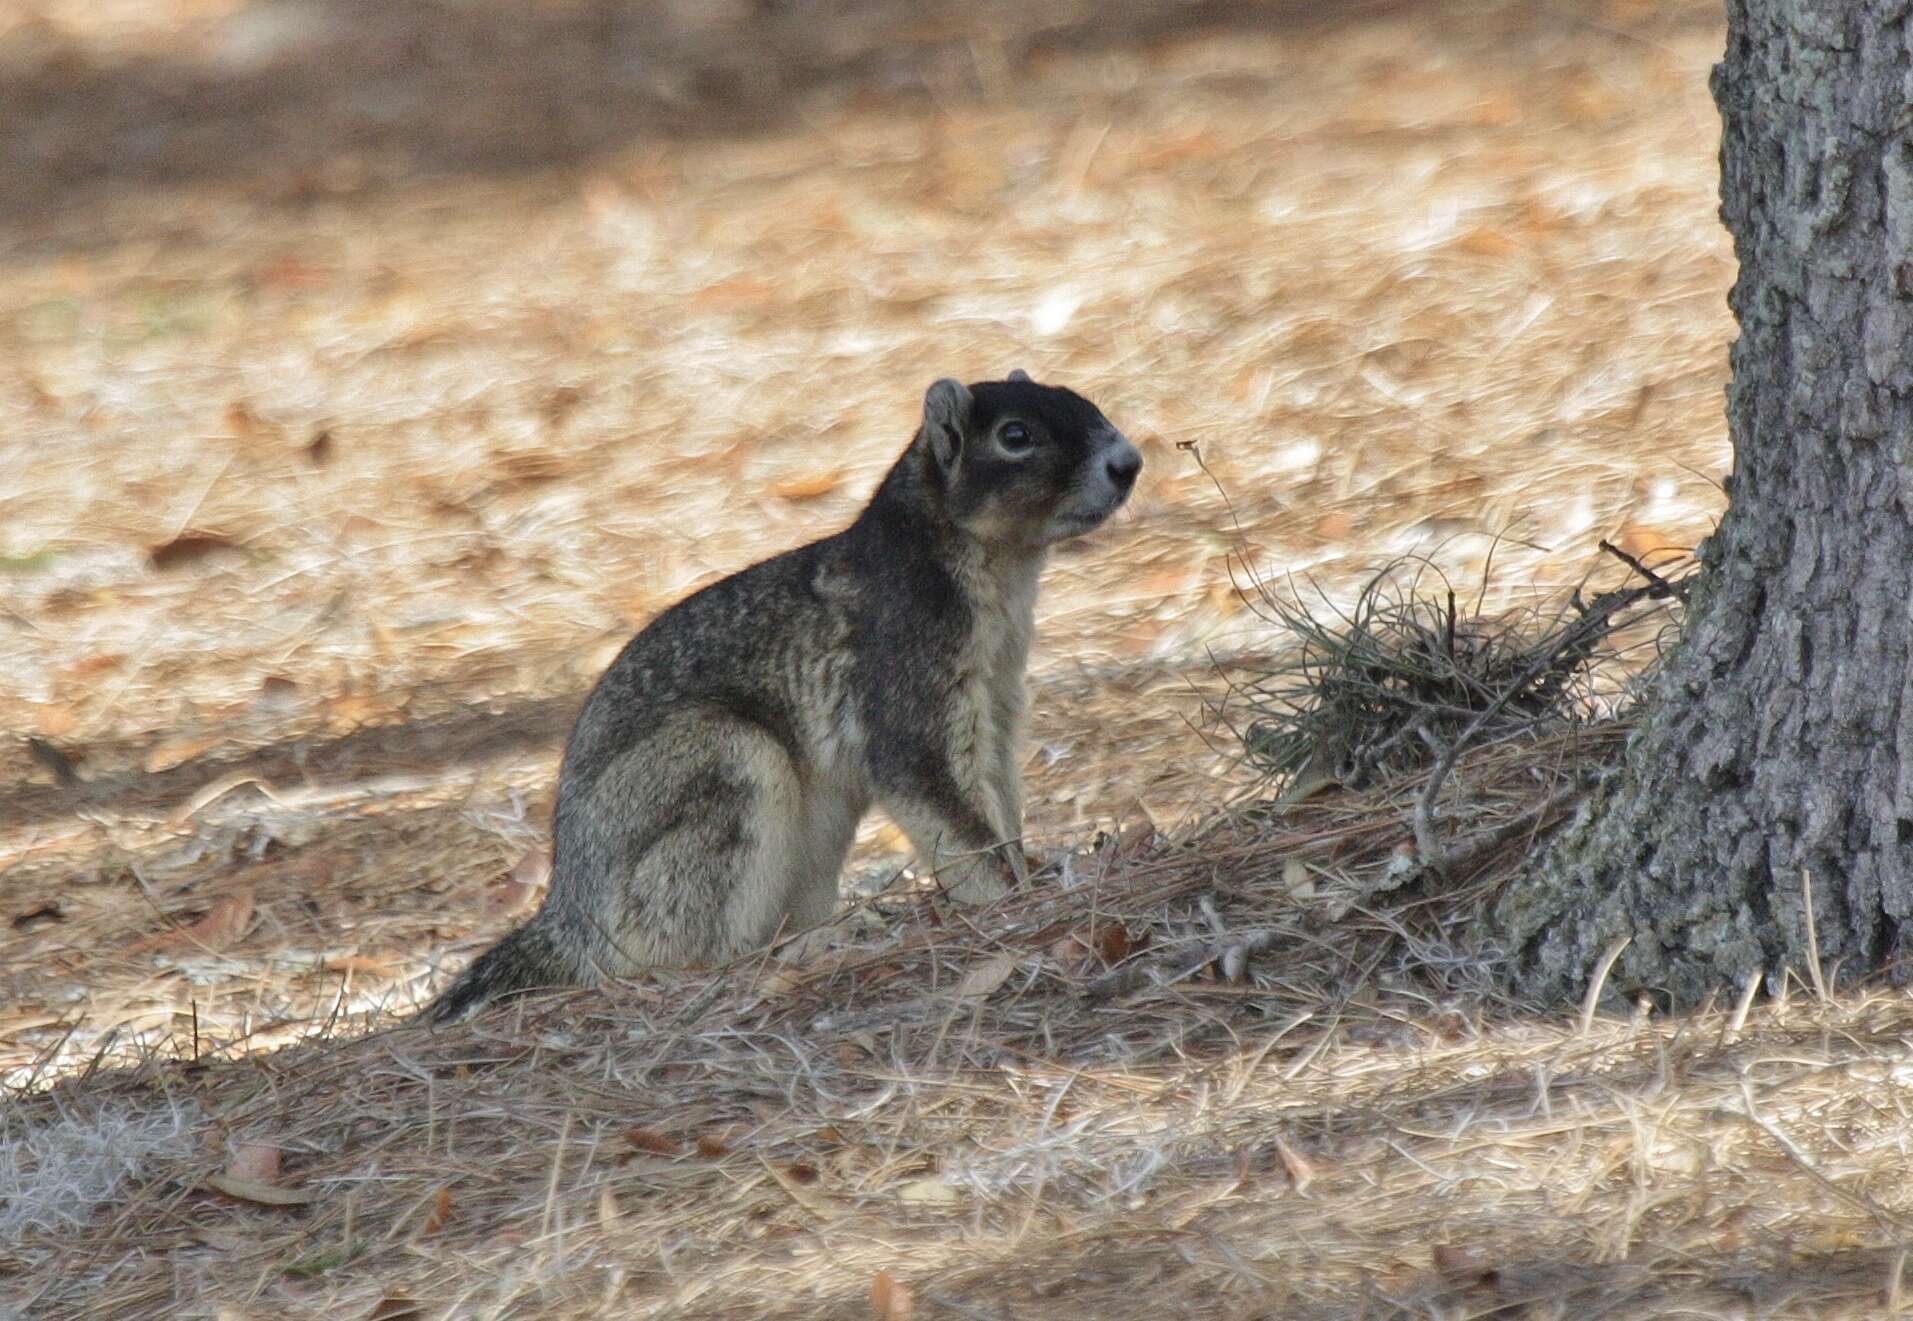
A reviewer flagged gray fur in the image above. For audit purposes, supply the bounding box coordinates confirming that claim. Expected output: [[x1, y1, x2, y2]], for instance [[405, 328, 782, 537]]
[[429, 372, 1140, 1023]]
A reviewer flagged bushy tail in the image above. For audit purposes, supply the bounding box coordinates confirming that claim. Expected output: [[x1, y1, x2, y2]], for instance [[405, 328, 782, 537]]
[[427, 920, 577, 1024]]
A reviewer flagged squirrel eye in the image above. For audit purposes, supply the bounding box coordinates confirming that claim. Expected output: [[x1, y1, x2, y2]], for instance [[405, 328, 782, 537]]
[[998, 422, 1033, 454]]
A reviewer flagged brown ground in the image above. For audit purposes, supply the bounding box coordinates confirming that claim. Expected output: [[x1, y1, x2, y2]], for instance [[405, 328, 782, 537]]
[[3, 1, 1854, 1318]]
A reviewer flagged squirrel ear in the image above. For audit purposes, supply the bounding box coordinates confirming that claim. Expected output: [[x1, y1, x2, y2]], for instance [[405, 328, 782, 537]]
[[923, 378, 972, 472], [1006, 368, 1032, 383]]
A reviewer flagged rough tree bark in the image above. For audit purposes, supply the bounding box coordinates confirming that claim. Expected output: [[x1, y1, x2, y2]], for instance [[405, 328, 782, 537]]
[[1491, 0, 1913, 1007]]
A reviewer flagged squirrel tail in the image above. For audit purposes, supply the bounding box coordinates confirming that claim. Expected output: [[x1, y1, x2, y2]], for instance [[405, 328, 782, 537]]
[[427, 919, 576, 1024]]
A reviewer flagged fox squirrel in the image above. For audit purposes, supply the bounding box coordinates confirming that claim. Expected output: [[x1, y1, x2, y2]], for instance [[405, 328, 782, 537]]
[[429, 371, 1141, 1021]]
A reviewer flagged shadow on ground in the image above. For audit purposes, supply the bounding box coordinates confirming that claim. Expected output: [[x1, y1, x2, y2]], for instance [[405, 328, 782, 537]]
[[0, 0, 1717, 248]]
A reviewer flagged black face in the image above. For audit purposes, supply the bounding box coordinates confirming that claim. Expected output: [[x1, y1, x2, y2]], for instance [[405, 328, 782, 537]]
[[923, 374, 1142, 547]]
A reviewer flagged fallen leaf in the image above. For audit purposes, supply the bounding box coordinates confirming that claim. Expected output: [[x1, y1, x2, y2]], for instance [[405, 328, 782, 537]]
[[136, 890, 255, 955], [149, 531, 242, 572], [695, 1134, 731, 1159], [1109, 812, 1157, 862], [1273, 1135, 1315, 1194], [1047, 931, 1093, 970], [1094, 923, 1134, 965], [1467, 92, 1522, 127], [1134, 128, 1222, 169], [693, 274, 775, 307], [1312, 510, 1356, 541], [1562, 77, 1621, 121], [541, 385, 587, 428], [769, 471, 844, 502], [57, 652, 123, 681], [896, 1177, 958, 1205], [1614, 523, 1688, 567], [761, 1158, 836, 1218], [422, 1186, 454, 1235], [305, 429, 334, 465], [1432, 1242, 1495, 1281], [253, 256, 331, 292], [10, 903, 63, 931], [488, 850, 551, 918], [870, 1270, 916, 1320], [225, 1142, 281, 1184], [34, 703, 80, 737], [322, 954, 397, 977], [21, 375, 60, 411], [624, 1127, 682, 1157], [367, 1298, 423, 1321], [492, 450, 567, 488], [143, 734, 221, 774], [324, 692, 400, 732], [1281, 858, 1315, 899], [225, 400, 279, 442], [953, 951, 1018, 999], [204, 1173, 317, 1206], [1450, 226, 1523, 258]]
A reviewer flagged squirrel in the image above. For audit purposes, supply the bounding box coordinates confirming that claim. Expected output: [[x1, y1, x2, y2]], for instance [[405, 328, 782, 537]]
[[428, 370, 1141, 1022]]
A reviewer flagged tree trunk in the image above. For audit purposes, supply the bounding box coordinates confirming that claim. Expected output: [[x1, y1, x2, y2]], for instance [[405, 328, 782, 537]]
[[1490, 0, 1913, 1007]]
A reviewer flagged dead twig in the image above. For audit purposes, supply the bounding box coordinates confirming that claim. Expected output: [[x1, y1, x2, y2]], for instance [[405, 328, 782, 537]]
[[1082, 928, 1280, 1001]]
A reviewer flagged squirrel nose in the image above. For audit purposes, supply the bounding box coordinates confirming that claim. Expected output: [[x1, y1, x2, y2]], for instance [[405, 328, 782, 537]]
[[1105, 445, 1142, 491]]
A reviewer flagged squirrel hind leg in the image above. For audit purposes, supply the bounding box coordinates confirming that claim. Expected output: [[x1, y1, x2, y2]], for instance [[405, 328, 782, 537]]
[[582, 714, 853, 966]]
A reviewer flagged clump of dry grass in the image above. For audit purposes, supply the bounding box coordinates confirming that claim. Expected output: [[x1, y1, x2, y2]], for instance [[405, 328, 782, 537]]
[[0, 1095, 198, 1246], [1213, 543, 1693, 893], [1232, 549, 1689, 796]]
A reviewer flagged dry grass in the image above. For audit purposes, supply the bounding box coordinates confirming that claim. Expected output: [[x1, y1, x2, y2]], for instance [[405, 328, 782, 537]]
[[6, 0, 1884, 1316], [12, 759, 1913, 1319], [1228, 549, 1687, 795]]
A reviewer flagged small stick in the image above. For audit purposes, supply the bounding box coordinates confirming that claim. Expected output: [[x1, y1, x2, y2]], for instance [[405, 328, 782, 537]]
[[1801, 867, 1828, 1001], [1723, 966, 1763, 1041], [1597, 537, 1680, 598], [1083, 929, 1278, 1001], [539, 1111, 573, 1244], [1412, 726, 1447, 869], [1578, 935, 1631, 1034]]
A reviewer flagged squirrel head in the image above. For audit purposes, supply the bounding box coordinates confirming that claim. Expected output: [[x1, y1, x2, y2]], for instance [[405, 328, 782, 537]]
[[916, 371, 1141, 550]]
